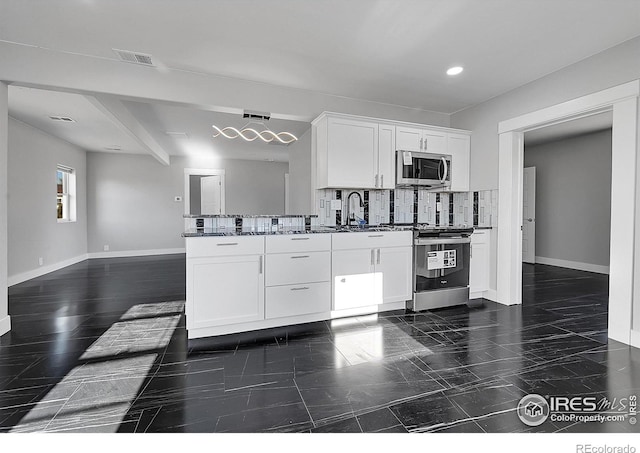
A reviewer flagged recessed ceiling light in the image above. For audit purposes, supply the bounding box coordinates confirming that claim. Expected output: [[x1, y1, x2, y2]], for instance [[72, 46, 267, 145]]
[[446, 66, 464, 76], [104, 145, 122, 151]]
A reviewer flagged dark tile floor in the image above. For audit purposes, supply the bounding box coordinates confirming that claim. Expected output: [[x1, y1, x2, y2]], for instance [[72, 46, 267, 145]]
[[1, 257, 638, 433]]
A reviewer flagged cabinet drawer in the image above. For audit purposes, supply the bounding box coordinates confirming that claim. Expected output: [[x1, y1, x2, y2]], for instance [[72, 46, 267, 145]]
[[265, 282, 331, 319], [186, 236, 264, 258], [265, 233, 331, 254], [331, 231, 412, 250], [266, 251, 330, 286]]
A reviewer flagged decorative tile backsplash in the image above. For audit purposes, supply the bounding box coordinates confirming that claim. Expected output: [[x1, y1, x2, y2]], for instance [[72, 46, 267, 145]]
[[313, 188, 498, 228]]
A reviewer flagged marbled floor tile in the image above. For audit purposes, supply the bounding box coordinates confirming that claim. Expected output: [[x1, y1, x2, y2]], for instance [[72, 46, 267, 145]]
[[388, 391, 470, 432], [311, 416, 361, 433], [214, 402, 314, 433], [355, 407, 406, 433]]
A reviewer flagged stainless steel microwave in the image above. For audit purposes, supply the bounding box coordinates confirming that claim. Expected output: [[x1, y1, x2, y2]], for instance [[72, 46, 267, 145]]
[[396, 150, 451, 188]]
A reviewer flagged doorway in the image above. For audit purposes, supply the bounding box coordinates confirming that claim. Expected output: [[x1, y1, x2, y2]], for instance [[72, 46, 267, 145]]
[[183, 168, 226, 227], [496, 80, 639, 346]]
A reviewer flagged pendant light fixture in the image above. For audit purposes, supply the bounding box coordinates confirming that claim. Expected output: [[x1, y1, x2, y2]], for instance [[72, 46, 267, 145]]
[[212, 110, 298, 144]]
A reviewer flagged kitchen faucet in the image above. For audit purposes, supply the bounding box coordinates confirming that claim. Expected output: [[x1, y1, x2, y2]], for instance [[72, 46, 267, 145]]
[[345, 191, 364, 226]]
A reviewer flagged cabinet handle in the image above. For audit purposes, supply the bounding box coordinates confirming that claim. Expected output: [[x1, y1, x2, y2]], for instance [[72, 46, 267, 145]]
[[259, 255, 263, 274], [419, 137, 423, 150], [340, 278, 346, 283], [380, 174, 384, 188], [368, 234, 384, 238], [291, 255, 310, 259], [291, 237, 310, 241], [371, 249, 375, 265], [376, 248, 381, 265], [217, 242, 238, 246], [290, 286, 310, 291], [375, 174, 379, 188]]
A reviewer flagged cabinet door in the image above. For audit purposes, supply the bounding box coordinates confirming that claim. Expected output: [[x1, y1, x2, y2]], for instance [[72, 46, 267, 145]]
[[396, 126, 423, 152], [377, 123, 396, 189], [327, 117, 378, 188], [469, 232, 489, 293], [187, 255, 264, 329], [376, 246, 412, 304], [331, 248, 376, 310], [448, 133, 470, 192], [422, 129, 447, 154]]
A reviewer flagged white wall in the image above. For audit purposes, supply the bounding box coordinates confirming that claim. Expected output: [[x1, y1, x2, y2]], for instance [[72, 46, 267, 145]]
[[287, 128, 313, 214], [524, 130, 612, 269], [0, 83, 8, 336], [450, 36, 640, 293], [7, 118, 88, 281], [86, 153, 288, 254]]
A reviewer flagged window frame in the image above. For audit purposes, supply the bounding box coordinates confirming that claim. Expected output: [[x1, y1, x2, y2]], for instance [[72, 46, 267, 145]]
[[57, 165, 76, 223]]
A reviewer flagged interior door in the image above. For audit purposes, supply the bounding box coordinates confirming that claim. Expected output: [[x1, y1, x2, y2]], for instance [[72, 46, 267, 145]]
[[522, 166, 536, 263], [201, 175, 222, 215]]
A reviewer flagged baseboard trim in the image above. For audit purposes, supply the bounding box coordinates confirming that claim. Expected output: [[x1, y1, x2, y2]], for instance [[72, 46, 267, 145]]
[[87, 248, 186, 259], [0, 315, 10, 336], [534, 256, 609, 275], [8, 254, 89, 286], [631, 330, 640, 349], [483, 289, 498, 302]]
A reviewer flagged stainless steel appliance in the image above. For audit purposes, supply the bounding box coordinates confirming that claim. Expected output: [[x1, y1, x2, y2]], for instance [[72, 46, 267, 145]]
[[396, 150, 451, 188], [408, 226, 473, 311]]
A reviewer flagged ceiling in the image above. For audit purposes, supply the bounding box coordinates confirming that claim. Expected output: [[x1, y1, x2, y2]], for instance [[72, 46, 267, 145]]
[[1, 0, 639, 161], [524, 111, 613, 147]]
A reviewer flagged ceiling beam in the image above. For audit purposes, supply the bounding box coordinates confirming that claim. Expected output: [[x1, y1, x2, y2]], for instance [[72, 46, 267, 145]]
[[86, 94, 170, 166]]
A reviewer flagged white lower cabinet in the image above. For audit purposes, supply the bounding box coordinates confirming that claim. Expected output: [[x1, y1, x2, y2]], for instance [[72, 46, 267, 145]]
[[331, 231, 412, 311], [187, 254, 264, 329], [377, 246, 413, 303], [332, 248, 377, 310], [265, 282, 331, 319], [264, 235, 331, 320], [186, 231, 412, 338], [470, 230, 490, 294]]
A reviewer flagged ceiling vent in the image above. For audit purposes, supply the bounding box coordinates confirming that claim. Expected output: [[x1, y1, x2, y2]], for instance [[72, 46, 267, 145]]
[[113, 48, 155, 66], [243, 110, 271, 121], [49, 116, 75, 122], [165, 131, 189, 139]]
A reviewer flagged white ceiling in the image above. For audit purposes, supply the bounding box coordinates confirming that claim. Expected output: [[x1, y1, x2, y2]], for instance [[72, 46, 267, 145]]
[[1, 0, 639, 161], [525, 111, 613, 147]]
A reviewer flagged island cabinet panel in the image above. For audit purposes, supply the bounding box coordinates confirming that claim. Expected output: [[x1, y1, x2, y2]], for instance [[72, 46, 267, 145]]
[[187, 254, 264, 329]]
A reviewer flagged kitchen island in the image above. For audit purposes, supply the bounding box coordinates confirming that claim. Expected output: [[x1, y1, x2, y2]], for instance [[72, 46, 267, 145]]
[[183, 225, 413, 339]]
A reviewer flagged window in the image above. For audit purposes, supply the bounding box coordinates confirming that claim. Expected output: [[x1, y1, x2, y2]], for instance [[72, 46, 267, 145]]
[[56, 165, 76, 222]]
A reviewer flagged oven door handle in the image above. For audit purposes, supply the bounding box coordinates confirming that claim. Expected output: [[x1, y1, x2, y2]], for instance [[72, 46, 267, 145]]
[[415, 237, 470, 246]]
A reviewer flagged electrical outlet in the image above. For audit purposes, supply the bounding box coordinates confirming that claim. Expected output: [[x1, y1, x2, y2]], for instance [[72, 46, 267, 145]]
[[174, 196, 182, 202], [103, 245, 110, 252], [38, 257, 43, 266]]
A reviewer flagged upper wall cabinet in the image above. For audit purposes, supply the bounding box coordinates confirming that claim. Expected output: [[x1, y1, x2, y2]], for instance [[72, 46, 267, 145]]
[[396, 126, 447, 154], [447, 133, 470, 192], [313, 112, 470, 191], [314, 114, 395, 189]]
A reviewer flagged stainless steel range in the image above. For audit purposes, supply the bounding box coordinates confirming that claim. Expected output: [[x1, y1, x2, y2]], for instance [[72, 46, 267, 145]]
[[408, 226, 474, 311]]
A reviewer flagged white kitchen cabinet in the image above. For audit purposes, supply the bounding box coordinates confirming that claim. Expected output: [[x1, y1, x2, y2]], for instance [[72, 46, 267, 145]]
[[332, 231, 412, 310], [469, 230, 490, 295], [264, 234, 332, 320], [377, 123, 396, 189], [187, 254, 264, 329], [447, 133, 470, 192], [186, 236, 265, 336], [396, 126, 446, 154], [332, 247, 377, 310], [377, 246, 413, 303], [316, 115, 379, 188]]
